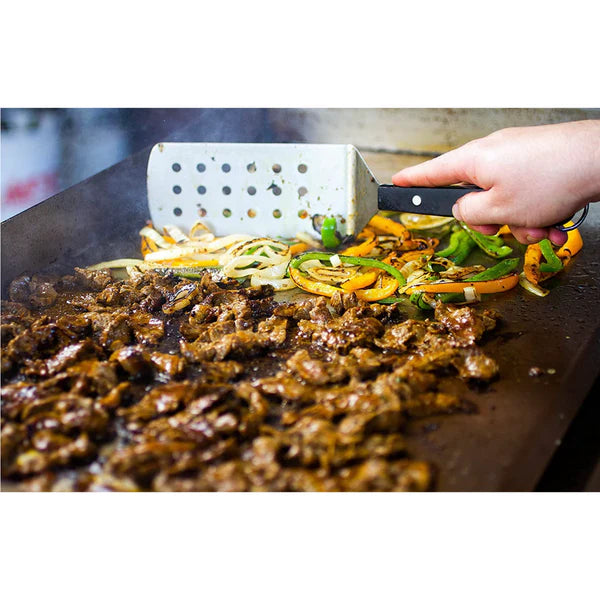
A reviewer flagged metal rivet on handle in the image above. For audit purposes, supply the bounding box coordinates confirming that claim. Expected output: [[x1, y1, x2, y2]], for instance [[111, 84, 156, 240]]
[[412, 195, 422, 206]]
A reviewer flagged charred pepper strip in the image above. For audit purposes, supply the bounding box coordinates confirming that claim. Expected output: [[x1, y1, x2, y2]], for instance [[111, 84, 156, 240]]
[[288, 267, 398, 301], [406, 274, 519, 294], [556, 224, 583, 259], [452, 235, 477, 265], [368, 215, 410, 241], [458, 222, 513, 259], [538, 239, 563, 272], [436, 230, 463, 257], [524, 243, 543, 284], [464, 258, 520, 281], [321, 217, 340, 248], [291, 252, 407, 286]]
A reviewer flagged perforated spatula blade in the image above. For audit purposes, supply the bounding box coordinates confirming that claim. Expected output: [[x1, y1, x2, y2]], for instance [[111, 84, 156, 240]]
[[147, 143, 472, 239]]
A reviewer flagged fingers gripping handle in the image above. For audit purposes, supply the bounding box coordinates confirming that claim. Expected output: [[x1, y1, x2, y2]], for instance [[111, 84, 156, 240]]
[[377, 185, 482, 217]]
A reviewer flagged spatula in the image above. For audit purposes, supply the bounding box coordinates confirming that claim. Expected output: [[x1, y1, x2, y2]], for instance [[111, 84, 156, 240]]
[[146, 142, 480, 239]]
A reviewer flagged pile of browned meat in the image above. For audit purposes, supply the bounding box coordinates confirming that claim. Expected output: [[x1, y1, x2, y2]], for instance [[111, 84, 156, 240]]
[[1, 268, 499, 491]]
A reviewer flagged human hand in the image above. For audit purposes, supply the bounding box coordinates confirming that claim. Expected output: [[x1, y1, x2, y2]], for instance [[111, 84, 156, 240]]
[[392, 120, 600, 245]]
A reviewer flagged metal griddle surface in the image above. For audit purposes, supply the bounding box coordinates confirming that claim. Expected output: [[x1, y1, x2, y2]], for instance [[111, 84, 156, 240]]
[[2, 149, 599, 491]]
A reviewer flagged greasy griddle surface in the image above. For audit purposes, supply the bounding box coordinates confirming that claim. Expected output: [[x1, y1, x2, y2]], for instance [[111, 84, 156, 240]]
[[2, 146, 599, 490], [404, 219, 600, 491]]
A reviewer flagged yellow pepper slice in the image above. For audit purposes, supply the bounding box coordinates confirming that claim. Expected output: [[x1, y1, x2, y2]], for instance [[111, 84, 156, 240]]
[[341, 270, 378, 291], [355, 276, 399, 301], [289, 268, 397, 301]]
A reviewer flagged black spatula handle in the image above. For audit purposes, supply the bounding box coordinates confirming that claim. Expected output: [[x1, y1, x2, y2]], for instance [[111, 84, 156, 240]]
[[378, 184, 483, 216]]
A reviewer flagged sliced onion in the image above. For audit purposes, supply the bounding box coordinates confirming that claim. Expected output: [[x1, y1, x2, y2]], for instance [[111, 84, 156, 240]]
[[145, 247, 223, 262], [88, 259, 147, 270], [139, 226, 172, 249], [463, 286, 481, 302], [250, 274, 296, 290], [298, 259, 324, 272], [330, 254, 342, 267], [164, 224, 190, 244], [294, 231, 321, 248], [407, 269, 426, 283], [400, 260, 422, 279], [518, 272, 549, 297]]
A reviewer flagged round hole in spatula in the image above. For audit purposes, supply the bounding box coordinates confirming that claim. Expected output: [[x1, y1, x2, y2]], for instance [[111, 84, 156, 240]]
[[172, 163, 181, 172], [222, 163, 231, 173], [247, 186, 256, 196], [272, 164, 282, 173], [197, 186, 206, 195], [173, 185, 182, 195], [298, 164, 308, 173], [173, 207, 182, 217], [197, 163, 206, 173], [298, 186, 308, 197], [298, 209, 308, 219], [247, 162, 256, 173], [270, 185, 282, 196], [223, 208, 232, 218], [222, 186, 231, 195], [412, 195, 422, 206], [247, 209, 257, 218], [273, 209, 282, 219]]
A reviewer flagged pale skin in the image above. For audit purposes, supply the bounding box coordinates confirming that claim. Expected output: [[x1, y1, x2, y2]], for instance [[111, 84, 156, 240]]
[[392, 120, 600, 246]]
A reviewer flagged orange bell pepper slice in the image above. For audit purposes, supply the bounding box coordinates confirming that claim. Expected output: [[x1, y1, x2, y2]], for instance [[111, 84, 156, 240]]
[[141, 236, 159, 257], [289, 242, 310, 256], [406, 273, 519, 294], [342, 233, 377, 257], [289, 267, 397, 301], [556, 223, 583, 259], [341, 270, 378, 291], [367, 215, 410, 241], [524, 243, 543, 284]]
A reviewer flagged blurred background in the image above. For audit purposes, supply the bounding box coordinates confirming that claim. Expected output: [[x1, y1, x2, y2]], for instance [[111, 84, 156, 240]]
[[2, 107, 599, 220]]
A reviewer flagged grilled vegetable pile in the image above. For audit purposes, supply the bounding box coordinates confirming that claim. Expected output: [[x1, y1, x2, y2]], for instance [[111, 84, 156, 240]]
[[88, 212, 584, 308]]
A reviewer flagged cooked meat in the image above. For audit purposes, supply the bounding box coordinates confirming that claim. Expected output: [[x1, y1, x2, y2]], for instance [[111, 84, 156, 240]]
[[1, 268, 500, 492]]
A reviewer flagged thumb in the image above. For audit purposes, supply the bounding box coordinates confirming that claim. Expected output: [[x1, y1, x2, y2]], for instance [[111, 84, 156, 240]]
[[452, 189, 505, 226]]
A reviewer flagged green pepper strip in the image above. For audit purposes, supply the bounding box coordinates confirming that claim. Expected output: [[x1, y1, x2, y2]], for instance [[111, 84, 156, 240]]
[[452, 236, 477, 265], [436, 230, 463, 257], [464, 258, 520, 281], [410, 292, 434, 310], [435, 258, 520, 303], [321, 217, 340, 249], [539, 239, 563, 272], [291, 251, 406, 286], [376, 297, 405, 304], [459, 222, 513, 259]]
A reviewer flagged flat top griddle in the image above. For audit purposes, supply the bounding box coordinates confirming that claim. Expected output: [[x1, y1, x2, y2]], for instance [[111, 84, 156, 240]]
[[2, 147, 599, 491]]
